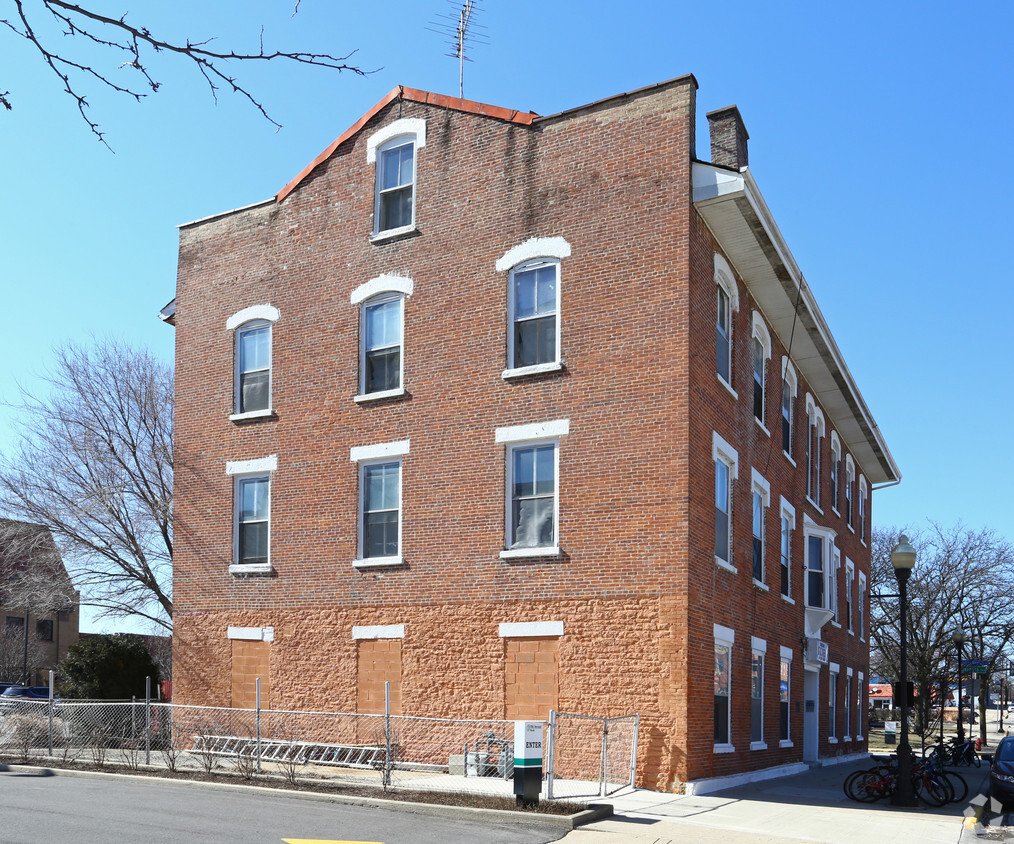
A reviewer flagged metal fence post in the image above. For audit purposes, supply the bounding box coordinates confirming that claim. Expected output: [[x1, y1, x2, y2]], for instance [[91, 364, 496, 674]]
[[145, 676, 151, 766], [629, 713, 640, 788], [48, 669, 54, 756], [545, 710, 556, 799], [256, 678, 262, 774], [383, 681, 392, 788], [599, 718, 609, 797]]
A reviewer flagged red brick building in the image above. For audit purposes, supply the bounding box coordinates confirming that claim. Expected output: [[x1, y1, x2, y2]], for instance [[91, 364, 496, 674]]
[[165, 75, 899, 792]]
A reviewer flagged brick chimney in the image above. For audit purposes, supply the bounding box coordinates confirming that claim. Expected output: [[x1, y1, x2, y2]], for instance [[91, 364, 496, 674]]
[[707, 105, 749, 170]]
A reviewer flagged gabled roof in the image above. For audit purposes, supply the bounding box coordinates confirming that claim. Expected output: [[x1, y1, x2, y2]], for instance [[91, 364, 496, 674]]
[[275, 86, 539, 203], [0, 518, 77, 608]]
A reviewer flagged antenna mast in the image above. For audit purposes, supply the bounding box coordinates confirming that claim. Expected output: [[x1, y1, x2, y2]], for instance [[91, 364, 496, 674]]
[[427, 1, 489, 99]]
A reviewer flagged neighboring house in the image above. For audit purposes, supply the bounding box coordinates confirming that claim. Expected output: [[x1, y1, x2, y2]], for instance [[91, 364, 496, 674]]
[[0, 518, 80, 685], [165, 76, 899, 791]]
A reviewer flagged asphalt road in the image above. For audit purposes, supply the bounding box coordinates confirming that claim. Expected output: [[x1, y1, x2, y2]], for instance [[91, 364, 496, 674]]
[[0, 770, 568, 844]]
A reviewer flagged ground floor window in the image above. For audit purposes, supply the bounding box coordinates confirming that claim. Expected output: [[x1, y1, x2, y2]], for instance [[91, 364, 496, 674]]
[[751, 652, 764, 744], [779, 653, 791, 744], [715, 642, 731, 746]]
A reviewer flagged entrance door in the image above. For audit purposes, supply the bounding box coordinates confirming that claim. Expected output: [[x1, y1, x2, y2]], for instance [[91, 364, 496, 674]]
[[803, 667, 819, 762]]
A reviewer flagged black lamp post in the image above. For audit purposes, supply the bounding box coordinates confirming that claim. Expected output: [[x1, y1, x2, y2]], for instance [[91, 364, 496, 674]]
[[891, 535, 917, 807], [953, 628, 967, 744]]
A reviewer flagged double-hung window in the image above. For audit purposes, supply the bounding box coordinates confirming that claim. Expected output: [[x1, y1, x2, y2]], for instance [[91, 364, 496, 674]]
[[805, 397, 824, 507], [227, 454, 277, 573], [829, 667, 839, 741], [844, 456, 855, 529], [846, 561, 855, 633], [751, 637, 766, 749], [510, 260, 559, 369], [362, 295, 403, 395], [858, 573, 867, 640], [368, 118, 426, 238], [830, 547, 840, 623], [844, 670, 853, 740], [781, 358, 797, 459], [779, 497, 795, 599], [751, 469, 770, 585], [496, 419, 568, 556], [714, 254, 738, 391], [858, 476, 868, 543], [804, 523, 837, 612], [350, 439, 410, 568], [779, 645, 793, 745], [713, 433, 738, 570], [830, 432, 841, 514], [227, 305, 280, 419], [714, 624, 735, 751], [752, 313, 771, 427]]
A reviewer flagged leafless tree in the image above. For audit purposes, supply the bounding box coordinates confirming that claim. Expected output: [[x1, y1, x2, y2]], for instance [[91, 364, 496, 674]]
[[0, 340, 173, 631], [1, 1, 366, 147], [870, 524, 1014, 743]]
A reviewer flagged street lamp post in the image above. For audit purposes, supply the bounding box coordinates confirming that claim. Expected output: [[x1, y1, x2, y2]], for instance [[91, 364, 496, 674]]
[[891, 535, 918, 807], [952, 628, 967, 745]]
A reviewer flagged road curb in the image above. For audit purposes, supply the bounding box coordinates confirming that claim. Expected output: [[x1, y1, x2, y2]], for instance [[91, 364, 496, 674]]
[[0, 762, 612, 830]]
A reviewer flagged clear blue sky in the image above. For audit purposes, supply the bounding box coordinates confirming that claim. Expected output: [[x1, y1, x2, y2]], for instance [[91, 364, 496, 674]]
[[1, 0, 1009, 631]]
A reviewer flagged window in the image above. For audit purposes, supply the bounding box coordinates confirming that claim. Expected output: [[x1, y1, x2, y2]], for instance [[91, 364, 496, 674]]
[[36, 619, 53, 642], [227, 305, 280, 419], [751, 469, 770, 585], [829, 668, 838, 741], [844, 456, 855, 529], [751, 637, 766, 749], [845, 561, 855, 633], [235, 475, 270, 566], [779, 497, 796, 599], [714, 624, 735, 751], [714, 253, 739, 390], [367, 118, 426, 238], [496, 419, 569, 557], [830, 547, 840, 623], [781, 358, 797, 459], [350, 439, 410, 567], [804, 522, 837, 611], [858, 476, 868, 543], [5, 616, 24, 630], [509, 260, 559, 369], [779, 646, 792, 745], [805, 396, 825, 507], [752, 313, 771, 427], [713, 433, 739, 570], [857, 671, 865, 739], [361, 295, 403, 395], [360, 460, 402, 560], [844, 670, 853, 740], [858, 573, 867, 640], [830, 432, 841, 514]]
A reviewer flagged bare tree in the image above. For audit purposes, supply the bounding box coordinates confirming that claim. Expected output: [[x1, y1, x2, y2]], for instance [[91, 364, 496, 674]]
[[1, 1, 366, 146], [870, 524, 1014, 742], [0, 340, 173, 630]]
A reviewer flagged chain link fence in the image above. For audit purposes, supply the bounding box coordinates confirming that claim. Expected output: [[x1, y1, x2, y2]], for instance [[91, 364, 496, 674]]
[[0, 689, 638, 801]]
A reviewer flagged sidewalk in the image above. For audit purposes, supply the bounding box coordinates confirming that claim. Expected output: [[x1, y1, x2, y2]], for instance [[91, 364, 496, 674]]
[[559, 755, 992, 844]]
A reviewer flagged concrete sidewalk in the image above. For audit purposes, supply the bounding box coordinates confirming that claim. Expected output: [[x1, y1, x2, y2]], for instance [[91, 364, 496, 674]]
[[558, 757, 991, 844]]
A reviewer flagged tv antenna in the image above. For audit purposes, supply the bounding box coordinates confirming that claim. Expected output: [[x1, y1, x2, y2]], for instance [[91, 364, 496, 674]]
[[427, 0, 489, 98]]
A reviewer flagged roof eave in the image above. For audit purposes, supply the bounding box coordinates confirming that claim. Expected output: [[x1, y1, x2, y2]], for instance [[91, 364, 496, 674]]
[[692, 162, 900, 485]]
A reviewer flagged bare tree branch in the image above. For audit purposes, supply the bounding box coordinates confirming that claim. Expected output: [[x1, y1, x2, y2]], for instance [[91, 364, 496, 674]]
[[0, 340, 173, 631], [2, 1, 368, 145]]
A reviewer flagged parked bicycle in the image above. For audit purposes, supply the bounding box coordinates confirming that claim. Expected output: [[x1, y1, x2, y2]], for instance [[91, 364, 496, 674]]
[[844, 753, 966, 806], [924, 736, 981, 768]]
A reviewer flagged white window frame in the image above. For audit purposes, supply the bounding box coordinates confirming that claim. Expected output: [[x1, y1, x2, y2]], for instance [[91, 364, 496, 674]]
[[858, 572, 867, 641], [829, 431, 841, 515], [779, 644, 793, 747], [751, 469, 770, 589], [714, 624, 735, 753], [352, 275, 412, 403], [506, 258, 562, 375], [830, 546, 841, 626], [804, 394, 825, 510], [350, 439, 410, 568], [751, 312, 771, 433], [858, 475, 868, 545], [227, 305, 280, 421], [803, 519, 837, 612], [496, 418, 569, 558], [844, 455, 856, 531], [779, 496, 796, 603], [845, 559, 855, 634], [714, 253, 739, 397], [857, 671, 865, 740], [781, 358, 798, 464], [844, 668, 853, 742], [829, 663, 839, 742], [227, 454, 277, 575], [751, 636, 767, 750], [368, 118, 426, 240], [713, 432, 739, 573]]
